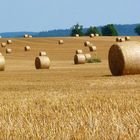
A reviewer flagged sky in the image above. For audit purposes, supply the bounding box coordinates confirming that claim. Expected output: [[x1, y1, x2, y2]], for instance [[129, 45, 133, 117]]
[[0, 0, 139, 32]]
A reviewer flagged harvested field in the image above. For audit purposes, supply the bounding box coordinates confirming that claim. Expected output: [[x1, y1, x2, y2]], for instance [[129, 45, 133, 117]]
[[0, 36, 140, 139]]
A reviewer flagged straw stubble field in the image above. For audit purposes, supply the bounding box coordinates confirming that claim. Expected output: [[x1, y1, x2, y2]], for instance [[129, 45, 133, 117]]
[[0, 37, 140, 139]]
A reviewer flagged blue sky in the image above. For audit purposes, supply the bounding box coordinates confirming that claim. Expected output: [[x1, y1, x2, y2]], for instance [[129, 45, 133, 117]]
[[0, 0, 139, 32]]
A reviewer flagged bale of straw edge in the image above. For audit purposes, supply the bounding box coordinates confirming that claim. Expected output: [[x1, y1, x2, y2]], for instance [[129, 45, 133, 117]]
[[84, 41, 91, 47], [76, 49, 83, 54], [75, 34, 79, 37], [24, 34, 29, 38], [58, 40, 64, 44], [85, 54, 92, 61], [39, 51, 47, 56], [90, 34, 94, 38], [116, 37, 121, 42], [7, 40, 12, 44], [108, 41, 140, 76], [1, 43, 6, 47], [125, 36, 130, 41], [29, 35, 32, 38], [35, 56, 50, 69], [0, 56, 5, 71], [25, 46, 31, 51], [74, 54, 86, 64], [89, 46, 97, 52], [87, 43, 94, 47], [6, 48, 12, 53], [119, 38, 125, 42], [95, 34, 99, 36]]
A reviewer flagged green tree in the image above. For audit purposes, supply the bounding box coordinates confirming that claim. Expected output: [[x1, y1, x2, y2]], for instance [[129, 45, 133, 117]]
[[71, 24, 84, 36], [101, 24, 118, 36], [135, 25, 140, 35], [86, 26, 100, 36]]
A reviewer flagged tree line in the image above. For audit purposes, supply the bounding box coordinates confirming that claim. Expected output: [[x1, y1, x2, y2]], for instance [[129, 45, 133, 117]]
[[71, 24, 140, 36]]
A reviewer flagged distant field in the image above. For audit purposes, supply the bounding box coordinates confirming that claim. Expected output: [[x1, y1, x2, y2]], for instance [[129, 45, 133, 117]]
[[0, 36, 140, 139]]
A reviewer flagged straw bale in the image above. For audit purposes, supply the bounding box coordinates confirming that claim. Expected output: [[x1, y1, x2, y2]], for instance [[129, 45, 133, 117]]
[[39, 51, 47, 56], [76, 49, 83, 54], [74, 54, 86, 64], [25, 46, 31, 51], [35, 56, 50, 69], [0, 56, 5, 71], [108, 41, 140, 76]]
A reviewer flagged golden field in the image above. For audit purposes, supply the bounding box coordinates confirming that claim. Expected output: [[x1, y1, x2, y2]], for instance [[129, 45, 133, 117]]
[[0, 36, 140, 139]]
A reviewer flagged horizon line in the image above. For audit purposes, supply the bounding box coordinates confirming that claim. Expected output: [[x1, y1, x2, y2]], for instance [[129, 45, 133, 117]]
[[0, 23, 139, 33]]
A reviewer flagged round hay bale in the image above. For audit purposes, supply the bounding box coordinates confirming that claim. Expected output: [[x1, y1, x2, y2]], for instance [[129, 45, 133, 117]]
[[84, 41, 90, 47], [76, 49, 83, 54], [85, 54, 92, 61], [89, 46, 97, 52], [35, 56, 50, 69], [7, 40, 12, 44], [119, 38, 125, 42], [125, 36, 130, 41], [58, 40, 64, 44], [0, 56, 5, 71], [90, 34, 94, 38], [39, 51, 47, 56], [75, 34, 79, 37], [74, 54, 86, 64], [87, 43, 94, 47], [6, 48, 12, 54], [95, 34, 99, 36], [108, 41, 140, 76], [29, 35, 32, 38], [116, 37, 121, 42], [24, 34, 29, 38], [1, 43, 6, 47], [25, 46, 31, 51]]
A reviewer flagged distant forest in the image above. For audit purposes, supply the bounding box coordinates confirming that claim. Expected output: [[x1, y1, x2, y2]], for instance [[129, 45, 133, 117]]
[[0, 24, 139, 38]]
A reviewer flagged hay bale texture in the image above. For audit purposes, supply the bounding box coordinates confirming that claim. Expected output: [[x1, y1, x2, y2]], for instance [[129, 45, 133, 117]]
[[7, 40, 12, 44], [89, 46, 97, 52], [6, 48, 12, 54], [75, 34, 79, 37], [29, 35, 32, 38], [24, 34, 29, 38], [39, 51, 47, 56], [74, 54, 86, 64], [0, 56, 5, 71], [87, 43, 94, 47], [84, 41, 90, 47], [90, 34, 94, 38], [95, 34, 99, 36], [35, 56, 50, 69], [58, 40, 64, 44], [1, 43, 6, 47], [116, 37, 121, 42], [125, 36, 130, 41], [85, 54, 92, 61], [108, 41, 140, 76], [116, 37, 125, 42], [119, 38, 125, 42], [25, 46, 31, 51], [76, 49, 83, 54]]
